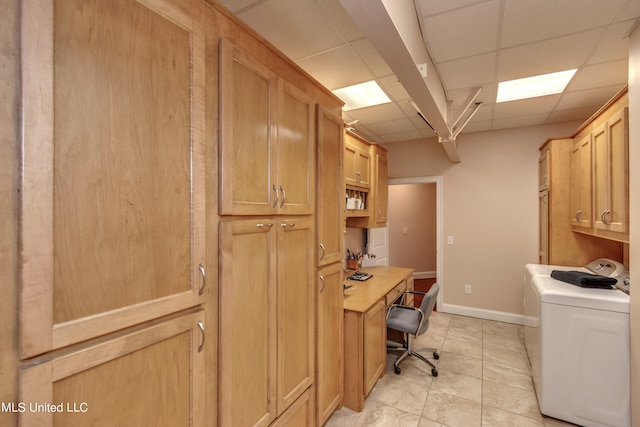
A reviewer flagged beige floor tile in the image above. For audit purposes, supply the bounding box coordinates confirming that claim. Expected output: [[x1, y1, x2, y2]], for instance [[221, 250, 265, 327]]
[[449, 315, 484, 332], [483, 345, 530, 371], [442, 335, 483, 359], [355, 404, 422, 427], [366, 373, 429, 415], [483, 361, 533, 391], [482, 405, 544, 427], [482, 320, 521, 338], [433, 350, 482, 378], [483, 380, 543, 421], [430, 370, 482, 402], [446, 325, 483, 343], [483, 332, 524, 352], [422, 390, 481, 427]]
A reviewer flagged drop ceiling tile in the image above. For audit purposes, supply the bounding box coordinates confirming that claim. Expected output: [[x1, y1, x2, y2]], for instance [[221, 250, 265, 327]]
[[415, 0, 485, 17], [351, 38, 393, 77], [379, 129, 424, 143], [437, 52, 496, 91], [422, 0, 500, 62], [237, 0, 344, 60], [547, 107, 601, 124], [366, 118, 417, 135], [498, 29, 603, 81], [501, 0, 625, 48], [447, 84, 496, 110], [493, 95, 561, 119], [618, 0, 640, 21], [460, 119, 492, 134], [296, 44, 373, 90], [557, 86, 625, 111], [588, 21, 634, 64], [492, 113, 549, 130], [345, 102, 407, 124], [568, 60, 628, 91], [315, 0, 363, 41], [378, 75, 410, 101]]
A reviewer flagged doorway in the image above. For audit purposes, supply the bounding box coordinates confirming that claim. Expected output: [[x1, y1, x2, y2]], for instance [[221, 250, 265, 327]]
[[388, 177, 442, 309]]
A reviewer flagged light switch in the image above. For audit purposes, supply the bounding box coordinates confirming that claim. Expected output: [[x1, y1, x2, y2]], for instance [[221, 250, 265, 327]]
[[447, 235, 454, 244]]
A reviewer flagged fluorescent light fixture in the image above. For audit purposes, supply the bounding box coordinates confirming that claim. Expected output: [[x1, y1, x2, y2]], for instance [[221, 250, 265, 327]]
[[496, 69, 577, 103], [332, 80, 391, 111]]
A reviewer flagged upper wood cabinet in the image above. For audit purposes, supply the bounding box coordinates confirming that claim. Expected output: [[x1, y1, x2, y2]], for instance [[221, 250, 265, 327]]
[[317, 105, 344, 266], [571, 89, 629, 243], [19, 310, 205, 427], [219, 39, 315, 216], [371, 145, 389, 227], [593, 108, 628, 235], [20, 0, 206, 359], [344, 132, 371, 189], [570, 135, 592, 229]]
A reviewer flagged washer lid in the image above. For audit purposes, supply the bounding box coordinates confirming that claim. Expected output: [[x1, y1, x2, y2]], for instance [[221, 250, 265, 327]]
[[532, 275, 629, 313]]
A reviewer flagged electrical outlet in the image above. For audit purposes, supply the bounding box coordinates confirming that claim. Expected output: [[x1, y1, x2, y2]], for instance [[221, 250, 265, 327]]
[[464, 284, 472, 295]]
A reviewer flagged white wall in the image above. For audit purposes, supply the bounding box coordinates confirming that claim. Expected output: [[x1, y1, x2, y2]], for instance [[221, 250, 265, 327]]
[[386, 122, 580, 321]]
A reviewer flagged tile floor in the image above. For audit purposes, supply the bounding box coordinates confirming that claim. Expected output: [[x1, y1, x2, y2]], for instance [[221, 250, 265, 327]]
[[324, 312, 579, 427]]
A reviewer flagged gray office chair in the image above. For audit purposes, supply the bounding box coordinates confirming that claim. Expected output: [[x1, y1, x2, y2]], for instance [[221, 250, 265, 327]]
[[386, 283, 440, 377]]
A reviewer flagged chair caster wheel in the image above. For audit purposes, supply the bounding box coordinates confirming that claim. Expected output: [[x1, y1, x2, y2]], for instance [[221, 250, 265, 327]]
[[433, 352, 440, 360], [432, 368, 438, 377], [394, 366, 401, 375]]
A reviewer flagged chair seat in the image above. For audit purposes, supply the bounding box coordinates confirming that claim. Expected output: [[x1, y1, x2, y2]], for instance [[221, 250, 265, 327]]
[[387, 307, 422, 335]]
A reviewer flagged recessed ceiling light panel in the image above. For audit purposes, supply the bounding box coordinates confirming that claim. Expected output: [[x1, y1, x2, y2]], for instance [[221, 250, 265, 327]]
[[332, 80, 391, 111], [496, 69, 577, 103]]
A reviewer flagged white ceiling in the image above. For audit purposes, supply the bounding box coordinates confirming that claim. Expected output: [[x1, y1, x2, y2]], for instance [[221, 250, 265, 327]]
[[217, 0, 640, 144]]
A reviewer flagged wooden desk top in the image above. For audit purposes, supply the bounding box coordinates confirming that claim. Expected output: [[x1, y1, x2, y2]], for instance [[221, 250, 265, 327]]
[[343, 266, 414, 313]]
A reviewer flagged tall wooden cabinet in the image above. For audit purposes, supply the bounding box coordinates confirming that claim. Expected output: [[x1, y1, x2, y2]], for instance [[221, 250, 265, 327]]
[[315, 106, 344, 425], [19, 0, 207, 424]]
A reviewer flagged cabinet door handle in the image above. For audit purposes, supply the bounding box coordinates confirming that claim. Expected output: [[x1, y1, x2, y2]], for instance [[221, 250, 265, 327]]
[[575, 210, 582, 222], [256, 223, 273, 228], [601, 209, 611, 226], [319, 275, 325, 293], [279, 185, 286, 208], [319, 243, 325, 261], [280, 223, 295, 228], [197, 320, 205, 353], [198, 264, 206, 296], [355, 171, 360, 182], [272, 185, 279, 208]]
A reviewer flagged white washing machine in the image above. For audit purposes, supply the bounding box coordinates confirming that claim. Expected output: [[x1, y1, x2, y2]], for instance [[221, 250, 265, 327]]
[[524, 259, 630, 427]]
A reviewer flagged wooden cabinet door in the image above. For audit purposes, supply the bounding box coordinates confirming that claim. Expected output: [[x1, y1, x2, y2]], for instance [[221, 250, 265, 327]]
[[344, 133, 370, 189], [277, 218, 315, 414], [374, 149, 388, 227], [363, 300, 386, 397], [316, 263, 344, 425], [356, 148, 371, 188], [570, 135, 592, 228], [277, 81, 315, 215], [594, 108, 628, 233], [19, 310, 205, 427], [317, 106, 344, 266], [20, 0, 206, 358], [219, 219, 277, 427], [219, 39, 278, 216]]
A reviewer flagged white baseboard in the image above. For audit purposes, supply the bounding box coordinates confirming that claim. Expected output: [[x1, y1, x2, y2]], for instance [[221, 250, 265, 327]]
[[439, 303, 526, 325]]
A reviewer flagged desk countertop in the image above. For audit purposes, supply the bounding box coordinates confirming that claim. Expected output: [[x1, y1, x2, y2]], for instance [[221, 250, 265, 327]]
[[343, 266, 414, 313]]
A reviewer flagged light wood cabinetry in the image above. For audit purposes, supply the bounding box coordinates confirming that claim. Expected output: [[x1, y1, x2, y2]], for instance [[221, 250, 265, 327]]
[[316, 263, 344, 425], [571, 89, 629, 243], [362, 300, 386, 396], [19, 310, 205, 426], [20, 0, 206, 358], [592, 108, 628, 235], [315, 104, 345, 426], [317, 106, 345, 267], [344, 133, 371, 189], [570, 135, 593, 229], [344, 132, 388, 228], [343, 267, 414, 412], [219, 39, 315, 216], [219, 218, 314, 426]]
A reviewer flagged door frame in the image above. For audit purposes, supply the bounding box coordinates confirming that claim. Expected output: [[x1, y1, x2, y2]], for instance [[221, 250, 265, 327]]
[[387, 176, 443, 310]]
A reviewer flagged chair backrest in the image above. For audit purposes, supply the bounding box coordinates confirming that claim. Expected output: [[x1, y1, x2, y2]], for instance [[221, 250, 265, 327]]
[[417, 283, 439, 336]]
